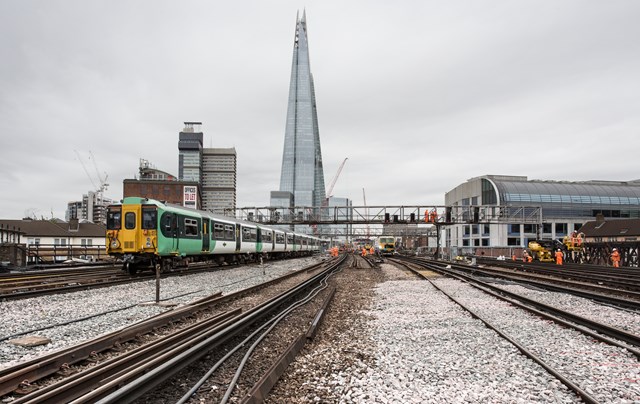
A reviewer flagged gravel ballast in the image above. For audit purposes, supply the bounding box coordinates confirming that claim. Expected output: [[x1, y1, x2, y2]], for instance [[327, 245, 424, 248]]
[[2, 258, 639, 403], [267, 262, 640, 403], [0, 257, 321, 368]]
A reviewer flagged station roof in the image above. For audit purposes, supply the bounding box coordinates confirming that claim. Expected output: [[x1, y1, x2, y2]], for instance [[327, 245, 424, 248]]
[[0, 219, 106, 238], [579, 218, 640, 237], [483, 175, 640, 204]]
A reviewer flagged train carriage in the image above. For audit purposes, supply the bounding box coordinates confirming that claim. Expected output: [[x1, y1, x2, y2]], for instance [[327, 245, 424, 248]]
[[106, 197, 320, 274]]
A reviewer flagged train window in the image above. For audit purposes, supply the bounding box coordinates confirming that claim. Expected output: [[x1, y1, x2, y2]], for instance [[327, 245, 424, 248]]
[[287, 234, 294, 244], [125, 212, 136, 229], [225, 225, 234, 240], [242, 227, 257, 242], [185, 218, 199, 236], [276, 233, 285, 244], [142, 208, 157, 230], [107, 210, 121, 230], [213, 223, 224, 239], [263, 231, 272, 243]]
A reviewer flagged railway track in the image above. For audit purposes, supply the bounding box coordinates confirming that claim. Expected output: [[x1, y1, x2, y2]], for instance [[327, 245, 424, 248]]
[[0, 255, 352, 403], [390, 256, 640, 403], [0, 262, 260, 300], [420, 256, 640, 309], [476, 256, 640, 292]]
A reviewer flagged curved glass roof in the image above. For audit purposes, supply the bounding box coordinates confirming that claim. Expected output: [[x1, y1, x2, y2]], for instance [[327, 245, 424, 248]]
[[489, 177, 640, 206]]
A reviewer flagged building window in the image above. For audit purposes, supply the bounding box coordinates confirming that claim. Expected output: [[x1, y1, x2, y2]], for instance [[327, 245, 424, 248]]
[[472, 225, 479, 235], [481, 238, 489, 246], [507, 237, 520, 246], [555, 223, 567, 236], [462, 239, 469, 246], [523, 224, 536, 234], [481, 179, 497, 205], [483, 225, 490, 236], [508, 224, 520, 235], [542, 223, 552, 234]]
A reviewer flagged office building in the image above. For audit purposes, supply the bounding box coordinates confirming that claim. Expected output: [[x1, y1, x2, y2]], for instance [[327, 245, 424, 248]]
[[202, 148, 237, 215], [444, 175, 640, 254], [178, 122, 204, 183]]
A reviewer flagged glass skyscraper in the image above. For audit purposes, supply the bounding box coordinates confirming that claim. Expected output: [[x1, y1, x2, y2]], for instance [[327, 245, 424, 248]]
[[274, 11, 326, 210]]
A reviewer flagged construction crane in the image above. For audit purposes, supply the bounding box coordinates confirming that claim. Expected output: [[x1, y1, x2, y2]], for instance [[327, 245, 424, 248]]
[[75, 150, 109, 206], [323, 157, 348, 207], [313, 158, 348, 235], [89, 150, 109, 196]]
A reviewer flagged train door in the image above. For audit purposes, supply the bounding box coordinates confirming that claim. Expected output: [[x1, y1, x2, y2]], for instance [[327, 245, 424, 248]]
[[235, 224, 242, 252], [120, 204, 141, 253], [256, 227, 262, 252], [160, 213, 179, 252], [202, 219, 210, 252]]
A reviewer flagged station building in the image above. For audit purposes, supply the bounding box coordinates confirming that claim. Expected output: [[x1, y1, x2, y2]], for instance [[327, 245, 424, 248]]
[[444, 175, 640, 254]]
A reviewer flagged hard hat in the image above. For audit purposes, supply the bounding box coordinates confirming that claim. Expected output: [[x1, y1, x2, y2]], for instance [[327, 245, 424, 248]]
[[613, 248, 617, 251]]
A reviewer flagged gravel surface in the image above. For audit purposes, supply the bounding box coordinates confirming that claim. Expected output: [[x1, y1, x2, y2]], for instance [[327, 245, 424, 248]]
[[0, 257, 322, 368], [3, 257, 640, 403], [267, 262, 640, 403], [498, 283, 640, 335]]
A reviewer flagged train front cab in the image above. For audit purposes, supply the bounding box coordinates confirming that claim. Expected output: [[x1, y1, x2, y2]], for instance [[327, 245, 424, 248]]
[[106, 202, 158, 273]]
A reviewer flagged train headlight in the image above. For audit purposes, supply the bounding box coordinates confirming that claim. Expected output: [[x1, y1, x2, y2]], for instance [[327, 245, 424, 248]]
[[146, 237, 152, 248], [111, 239, 120, 249]]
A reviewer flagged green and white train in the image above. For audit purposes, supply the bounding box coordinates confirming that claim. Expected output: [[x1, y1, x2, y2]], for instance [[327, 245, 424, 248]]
[[106, 197, 322, 274]]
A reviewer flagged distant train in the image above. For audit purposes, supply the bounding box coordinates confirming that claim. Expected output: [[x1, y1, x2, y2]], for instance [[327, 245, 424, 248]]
[[377, 236, 396, 256], [106, 197, 322, 274]]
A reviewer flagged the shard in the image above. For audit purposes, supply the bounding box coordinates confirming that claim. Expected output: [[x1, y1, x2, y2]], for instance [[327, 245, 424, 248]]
[[275, 11, 326, 210]]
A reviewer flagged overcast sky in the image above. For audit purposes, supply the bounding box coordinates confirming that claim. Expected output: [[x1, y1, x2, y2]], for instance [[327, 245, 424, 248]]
[[1, 1, 639, 220]]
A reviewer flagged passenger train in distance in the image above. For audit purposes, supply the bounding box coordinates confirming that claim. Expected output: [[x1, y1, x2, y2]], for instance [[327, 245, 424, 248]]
[[106, 197, 322, 275]]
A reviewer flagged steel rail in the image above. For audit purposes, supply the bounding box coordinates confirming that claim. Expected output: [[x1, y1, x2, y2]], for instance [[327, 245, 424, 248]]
[[91, 256, 347, 404], [394, 257, 640, 351], [0, 259, 329, 397], [392, 258, 600, 404]]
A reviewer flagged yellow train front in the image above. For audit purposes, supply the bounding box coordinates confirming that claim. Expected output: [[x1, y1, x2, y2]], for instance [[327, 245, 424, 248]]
[[378, 236, 396, 256], [106, 198, 160, 273]]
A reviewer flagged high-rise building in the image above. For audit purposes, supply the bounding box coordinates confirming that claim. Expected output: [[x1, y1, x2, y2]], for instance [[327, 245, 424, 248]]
[[177, 122, 237, 214], [202, 148, 237, 215], [271, 11, 326, 214], [178, 122, 203, 183], [66, 192, 114, 224]]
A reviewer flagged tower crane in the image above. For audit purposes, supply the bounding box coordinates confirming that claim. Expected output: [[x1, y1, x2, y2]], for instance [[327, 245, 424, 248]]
[[89, 150, 109, 202], [313, 158, 348, 235], [75, 150, 109, 207], [322, 157, 348, 207]]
